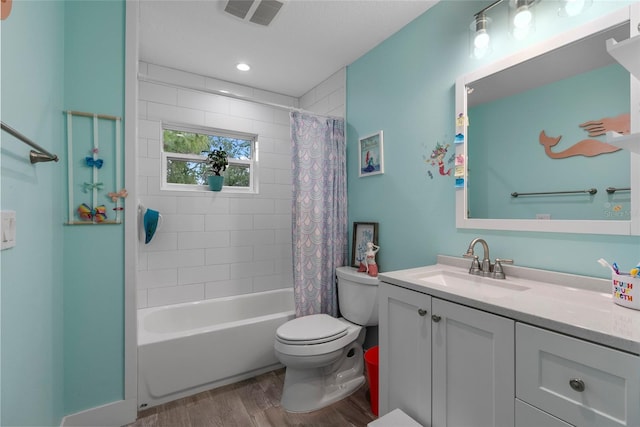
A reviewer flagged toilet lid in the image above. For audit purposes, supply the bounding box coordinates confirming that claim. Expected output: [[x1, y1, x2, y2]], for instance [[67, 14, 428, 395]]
[[276, 314, 348, 345]]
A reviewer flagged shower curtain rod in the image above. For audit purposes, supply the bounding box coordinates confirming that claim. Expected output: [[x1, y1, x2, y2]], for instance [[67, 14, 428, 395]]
[[138, 74, 344, 121], [1, 121, 59, 164]]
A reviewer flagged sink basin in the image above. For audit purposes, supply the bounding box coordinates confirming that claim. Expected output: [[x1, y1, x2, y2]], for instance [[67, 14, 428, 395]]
[[411, 270, 531, 298]]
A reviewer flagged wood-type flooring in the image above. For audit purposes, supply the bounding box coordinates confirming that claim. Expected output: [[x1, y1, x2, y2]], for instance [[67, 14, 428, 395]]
[[128, 368, 377, 427]]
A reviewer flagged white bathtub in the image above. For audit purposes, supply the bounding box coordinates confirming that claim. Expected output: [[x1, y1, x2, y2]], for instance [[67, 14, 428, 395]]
[[137, 288, 295, 409]]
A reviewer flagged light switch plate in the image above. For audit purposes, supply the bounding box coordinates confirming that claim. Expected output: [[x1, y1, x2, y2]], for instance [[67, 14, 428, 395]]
[[1, 210, 16, 250]]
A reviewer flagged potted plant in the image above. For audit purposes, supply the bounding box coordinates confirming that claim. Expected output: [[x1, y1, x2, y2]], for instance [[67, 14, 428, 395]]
[[205, 147, 228, 191]]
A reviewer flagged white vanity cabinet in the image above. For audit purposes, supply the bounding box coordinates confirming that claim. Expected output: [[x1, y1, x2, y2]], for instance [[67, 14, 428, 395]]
[[516, 323, 640, 427], [378, 281, 515, 426]]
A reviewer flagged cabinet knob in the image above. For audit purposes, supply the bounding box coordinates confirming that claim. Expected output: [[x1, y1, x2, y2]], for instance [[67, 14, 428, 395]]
[[431, 314, 441, 322], [418, 308, 427, 316], [569, 378, 585, 392]]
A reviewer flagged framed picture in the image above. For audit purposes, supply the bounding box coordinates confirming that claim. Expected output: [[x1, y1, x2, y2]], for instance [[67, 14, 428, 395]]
[[351, 222, 379, 267], [358, 131, 384, 177]]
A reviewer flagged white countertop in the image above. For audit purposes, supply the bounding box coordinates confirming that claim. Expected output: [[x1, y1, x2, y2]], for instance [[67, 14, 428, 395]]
[[378, 255, 640, 354]]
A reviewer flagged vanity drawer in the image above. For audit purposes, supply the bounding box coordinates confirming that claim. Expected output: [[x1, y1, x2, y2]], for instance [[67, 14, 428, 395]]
[[516, 323, 640, 427]]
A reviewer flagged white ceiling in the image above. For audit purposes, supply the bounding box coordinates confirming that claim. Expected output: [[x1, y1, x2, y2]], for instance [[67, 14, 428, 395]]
[[139, 0, 438, 98]]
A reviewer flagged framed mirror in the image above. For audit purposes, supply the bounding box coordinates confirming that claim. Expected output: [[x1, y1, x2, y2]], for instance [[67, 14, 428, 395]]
[[455, 6, 639, 235]]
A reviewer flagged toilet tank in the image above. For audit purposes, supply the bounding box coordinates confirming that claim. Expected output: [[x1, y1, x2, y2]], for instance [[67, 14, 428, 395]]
[[336, 266, 379, 326]]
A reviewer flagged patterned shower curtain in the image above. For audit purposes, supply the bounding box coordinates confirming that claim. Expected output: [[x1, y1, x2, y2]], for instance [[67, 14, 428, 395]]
[[290, 112, 347, 317]]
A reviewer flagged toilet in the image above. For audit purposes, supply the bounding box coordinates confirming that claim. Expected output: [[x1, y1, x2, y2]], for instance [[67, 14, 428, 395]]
[[274, 266, 379, 413]]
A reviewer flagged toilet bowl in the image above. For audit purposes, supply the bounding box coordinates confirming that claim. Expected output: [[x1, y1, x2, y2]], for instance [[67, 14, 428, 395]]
[[275, 267, 379, 413]]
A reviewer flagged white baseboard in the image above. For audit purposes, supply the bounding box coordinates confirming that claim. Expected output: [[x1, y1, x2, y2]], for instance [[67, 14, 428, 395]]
[[61, 398, 137, 427]]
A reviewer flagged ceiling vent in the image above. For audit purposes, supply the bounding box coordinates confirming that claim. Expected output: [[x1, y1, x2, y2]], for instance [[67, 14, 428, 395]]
[[224, 0, 284, 26]]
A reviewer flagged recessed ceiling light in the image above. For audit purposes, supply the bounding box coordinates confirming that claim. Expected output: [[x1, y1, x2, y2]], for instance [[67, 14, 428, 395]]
[[236, 63, 251, 71]]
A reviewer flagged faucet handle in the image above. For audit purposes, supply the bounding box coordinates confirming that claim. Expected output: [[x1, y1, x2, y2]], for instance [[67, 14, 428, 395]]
[[467, 255, 482, 275], [492, 258, 513, 279]]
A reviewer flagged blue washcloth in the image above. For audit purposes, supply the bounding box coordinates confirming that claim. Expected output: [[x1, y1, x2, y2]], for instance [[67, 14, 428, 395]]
[[143, 209, 160, 244]]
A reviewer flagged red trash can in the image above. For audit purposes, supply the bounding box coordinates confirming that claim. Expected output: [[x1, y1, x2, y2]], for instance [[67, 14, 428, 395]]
[[364, 345, 379, 416]]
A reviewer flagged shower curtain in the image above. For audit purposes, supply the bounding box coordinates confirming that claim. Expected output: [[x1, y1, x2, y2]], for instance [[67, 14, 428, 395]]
[[290, 112, 347, 317]]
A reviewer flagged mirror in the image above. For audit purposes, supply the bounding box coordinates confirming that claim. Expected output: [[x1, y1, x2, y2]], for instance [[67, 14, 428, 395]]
[[455, 7, 639, 235]]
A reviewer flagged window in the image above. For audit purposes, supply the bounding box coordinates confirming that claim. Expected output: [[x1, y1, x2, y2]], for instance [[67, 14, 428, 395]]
[[161, 124, 257, 192]]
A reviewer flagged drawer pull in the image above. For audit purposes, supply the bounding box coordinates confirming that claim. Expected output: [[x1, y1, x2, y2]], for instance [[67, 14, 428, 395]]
[[432, 314, 442, 322], [418, 309, 427, 316], [569, 378, 586, 392]]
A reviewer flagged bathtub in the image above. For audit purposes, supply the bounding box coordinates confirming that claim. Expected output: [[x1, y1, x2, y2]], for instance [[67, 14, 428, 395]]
[[137, 288, 295, 409]]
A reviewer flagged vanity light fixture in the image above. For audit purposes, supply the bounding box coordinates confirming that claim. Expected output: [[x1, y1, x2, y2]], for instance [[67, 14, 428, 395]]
[[470, 0, 549, 58], [236, 63, 251, 71]]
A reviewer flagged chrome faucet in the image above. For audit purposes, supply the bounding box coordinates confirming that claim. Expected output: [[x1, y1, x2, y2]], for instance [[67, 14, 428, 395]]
[[462, 238, 514, 278]]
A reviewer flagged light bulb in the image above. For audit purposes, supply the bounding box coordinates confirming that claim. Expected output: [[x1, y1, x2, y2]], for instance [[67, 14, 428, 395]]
[[474, 29, 490, 49], [513, 6, 532, 29], [236, 63, 251, 71], [563, 0, 585, 17]]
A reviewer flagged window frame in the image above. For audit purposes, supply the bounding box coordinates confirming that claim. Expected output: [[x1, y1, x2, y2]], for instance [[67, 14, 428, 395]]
[[160, 122, 258, 194]]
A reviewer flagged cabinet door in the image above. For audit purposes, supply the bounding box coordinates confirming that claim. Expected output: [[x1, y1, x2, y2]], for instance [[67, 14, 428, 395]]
[[516, 399, 573, 427], [431, 298, 515, 427], [378, 282, 431, 425]]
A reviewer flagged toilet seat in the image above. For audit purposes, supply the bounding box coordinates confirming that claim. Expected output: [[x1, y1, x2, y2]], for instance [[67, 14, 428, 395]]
[[276, 314, 348, 345]]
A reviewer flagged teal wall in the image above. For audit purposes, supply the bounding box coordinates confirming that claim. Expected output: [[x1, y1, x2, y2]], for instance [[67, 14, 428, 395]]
[[468, 63, 630, 220], [347, 1, 639, 279], [62, 0, 126, 415], [1, 0, 126, 424], [1, 1, 65, 425]]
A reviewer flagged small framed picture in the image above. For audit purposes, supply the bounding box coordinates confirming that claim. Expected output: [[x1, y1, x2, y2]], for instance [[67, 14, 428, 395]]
[[358, 131, 384, 177], [351, 222, 379, 267]]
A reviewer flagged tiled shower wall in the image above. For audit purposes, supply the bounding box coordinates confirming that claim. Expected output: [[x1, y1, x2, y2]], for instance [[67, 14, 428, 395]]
[[136, 62, 345, 308]]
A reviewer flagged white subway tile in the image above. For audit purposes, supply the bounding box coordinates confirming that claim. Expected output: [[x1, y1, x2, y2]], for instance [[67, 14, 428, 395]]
[[139, 61, 149, 75], [147, 283, 205, 308], [146, 139, 160, 159], [274, 168, 292, 185], [229, 99, 275, 122], [328, 87, 346, 113], [177, 231, 230, 249], [139, 232, 178, 251], [229, 198, 274, 214], [139, 119, 160, 140], [316, 68, 345, 101], [138, 268, 178, 289], [260, 151, 291, 170], [253, 273, 294, 293], [146, 176, 163, 196], [161, 214, 205, 232], [273, 109, 290, 126], [229, 229, 275, 247], [253, 243, 291, 261], [253, 121, 289, 139], [137, 290, 148, 309], [230, 260, 275, 279], [274, 199, 292, 214], [140, 196, 178, 214], [147, 102, 205, 125], [258, 167, 276, 184], [138, 100, 148, 118], [147, 249, 205, 270], [205, 278, 253, 299], [204, 214, 253, 231], [275, 229, 292, 245], [138, 252, 148, 270], [205, 246, 253, 265], [178, 264, 230, 285], [204, 112, 254, 133], [260, 183, 293, 199], [254, 214, 291, 230], [138, 157, 161, 177], [137, 176, 149, 196], [176, 196, 230, 214], [177, 89, 229, 114], [299, 89, 316, 110], [139, 81, 178, 105]]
